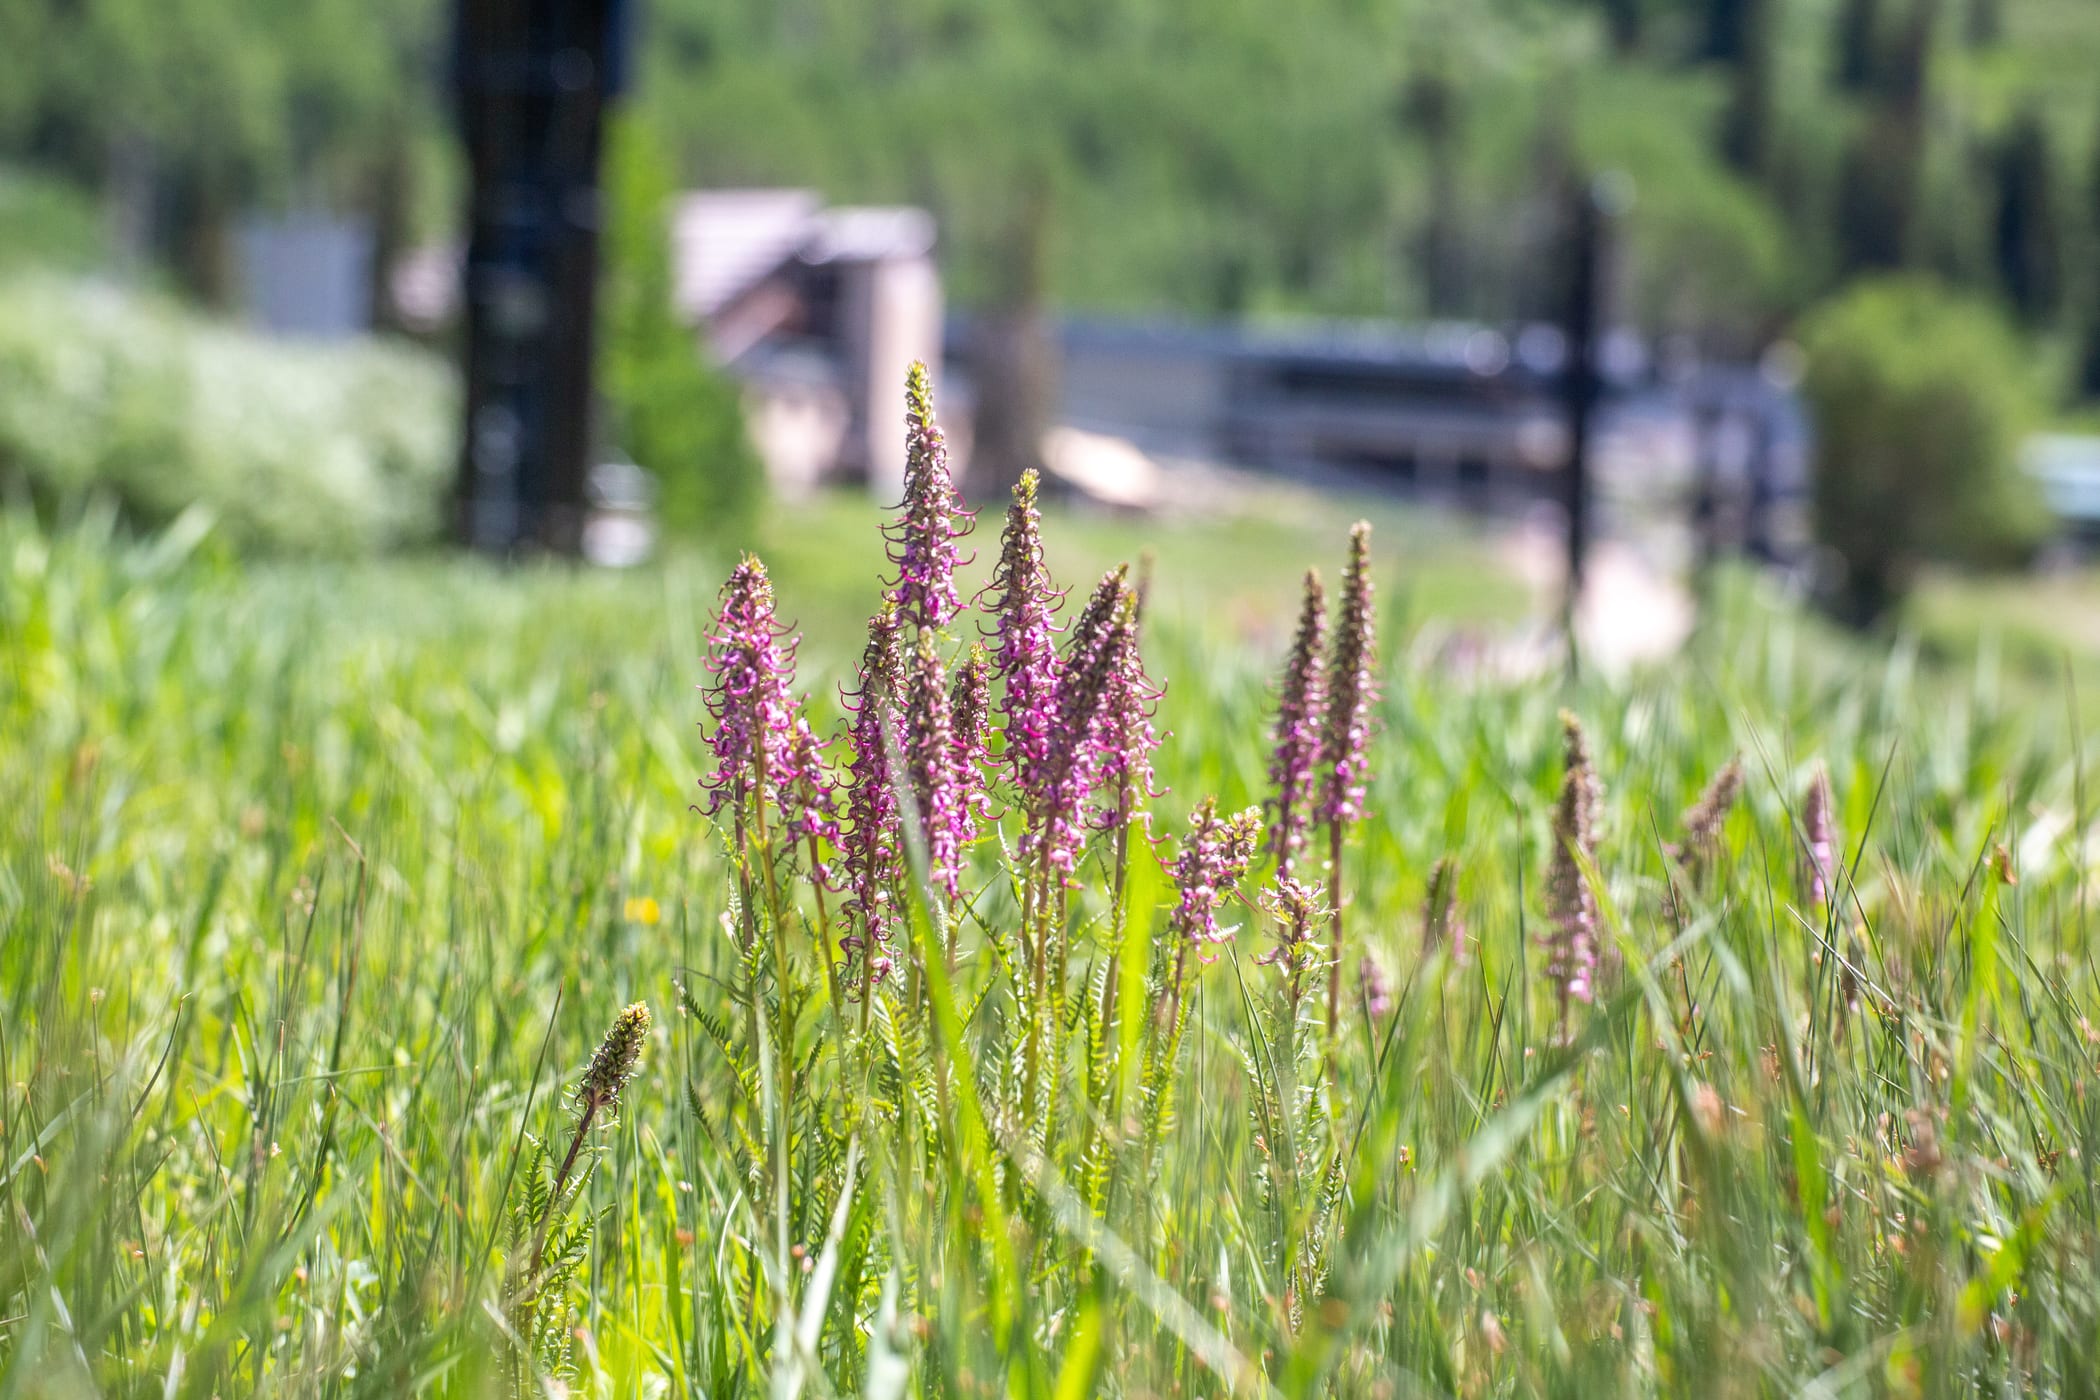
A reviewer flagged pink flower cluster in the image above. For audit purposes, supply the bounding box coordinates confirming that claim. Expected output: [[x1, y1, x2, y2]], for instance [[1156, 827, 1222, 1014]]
[[1092, 593, 1163, 824], [1259, 523, 1375, 884], [905, 632, 968, 902], [1265, 569, 1327, 875], [696, 365, 1376, 1008], [1543, 711, 1602, 1012], [1026, 569, 1138, 874], [979, 469, 1063, 800], [840, 604, 907, 981], [1803, 763, 1835, 908], [949, 646, 995, 828], [883, 362, 973, 632], [1318, 522, 1377, 826], [1168, 798, 1263, 948], [698, 556, 805, 829], [781, 717, 843, 886]]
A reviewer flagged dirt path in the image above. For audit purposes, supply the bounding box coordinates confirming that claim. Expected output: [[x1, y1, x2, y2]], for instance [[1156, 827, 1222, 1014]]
[[1499, 518, 1694, 674]]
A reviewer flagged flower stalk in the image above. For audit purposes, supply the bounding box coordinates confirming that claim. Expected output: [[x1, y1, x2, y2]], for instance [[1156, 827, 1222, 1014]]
[[1267, 569, 1328, 881], [1319, 522, 1376, 1034], [1543, 711, 1602, 1037]]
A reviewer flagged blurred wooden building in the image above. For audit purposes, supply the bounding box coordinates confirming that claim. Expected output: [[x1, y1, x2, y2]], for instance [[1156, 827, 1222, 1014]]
[[392, 186, 945, 505], [670, 190, 944, 500]]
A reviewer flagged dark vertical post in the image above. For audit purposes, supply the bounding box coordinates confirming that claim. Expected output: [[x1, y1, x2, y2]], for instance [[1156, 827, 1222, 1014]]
[[1743, 412, 1778, 563], [1690, 396, 1724, 599], [970, 177, 1056, 502], [451, 0, 628, 554], [1559, 181, 1606, 635]]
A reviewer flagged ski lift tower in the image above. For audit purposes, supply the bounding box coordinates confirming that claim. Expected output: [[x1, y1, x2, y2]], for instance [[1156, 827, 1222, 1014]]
[[451, 0, 630, 554]]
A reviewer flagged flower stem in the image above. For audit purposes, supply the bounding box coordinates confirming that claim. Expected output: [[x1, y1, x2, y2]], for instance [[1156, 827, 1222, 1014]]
[[1326, 818, 1345, 1035]]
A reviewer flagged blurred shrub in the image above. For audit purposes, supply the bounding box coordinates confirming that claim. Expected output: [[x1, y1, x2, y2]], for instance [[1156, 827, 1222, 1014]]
[[1801, 276, 2050, 623], [599, 113, 764, 542], [0, 169, 105, 275], [0, 276, 453, 553]]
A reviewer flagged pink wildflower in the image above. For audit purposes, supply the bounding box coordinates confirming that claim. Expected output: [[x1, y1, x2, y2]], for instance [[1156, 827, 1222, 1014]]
[[1267, 569, 1328, 874], [1319, 522, 1377, 826], [699, 555, 803, 830], [905, 632, 968, 902], [883, 363, 973, 631], [1543, 711, 1602, 1017], [1168, 798, 1264, 949], [979, 469, 1063, 798], [840, 604, 907, 984]]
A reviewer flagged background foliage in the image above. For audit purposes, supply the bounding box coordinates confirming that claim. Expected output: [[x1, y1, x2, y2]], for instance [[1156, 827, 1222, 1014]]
[[599, 114, 766, 542], [0, 275, 453, 552], [1802, 276, 2050, 620], [3, 0, 2098, 361]]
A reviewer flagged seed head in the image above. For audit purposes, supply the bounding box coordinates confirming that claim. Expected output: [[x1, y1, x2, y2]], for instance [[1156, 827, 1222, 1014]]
[[883, 363, 973, 631], [1803, 763, 1835, 909], [1678, 755, 1742, 867], [1422, 854, 1464, 963], [1543, 711, 1602, 1015], [1267, 569, 1328, 874], [1319, 523, 1377, 826], [1359, 952, 1394, 1019], [579, 1002, 651, 1118]]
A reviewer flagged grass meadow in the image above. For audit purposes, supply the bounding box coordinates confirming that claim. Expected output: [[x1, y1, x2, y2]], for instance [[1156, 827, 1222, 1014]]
[[4, 485, 2099, 1399]]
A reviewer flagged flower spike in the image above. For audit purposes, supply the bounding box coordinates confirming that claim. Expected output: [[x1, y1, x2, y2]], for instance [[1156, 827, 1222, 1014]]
[[699, 555, 805, 831], [1168, 798, 1264, 950], [883, 362, 974, 631], [1267, 569, 1328, 874], [1543, 711, 1602, 1020], [979, 469, 1064, 799], [1319, 522, 1377, 826], [905, 631, 968, 902], [1803, 762, 1835, 909], [1031, 567, 1129, 874], [840, 603, 908, 984], [950, 643, 994, 827], [1093, 590, 1163, 824]]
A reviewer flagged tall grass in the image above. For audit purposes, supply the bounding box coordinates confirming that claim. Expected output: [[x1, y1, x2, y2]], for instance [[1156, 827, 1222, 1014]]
[[3, 454, 2097, 1395]]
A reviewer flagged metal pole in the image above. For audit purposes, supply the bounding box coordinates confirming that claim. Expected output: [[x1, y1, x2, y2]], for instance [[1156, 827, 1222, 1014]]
[[451, 0, 628, 555], [1560, 187, 1600, 633], [1690, 396, 1724, 605], [1559, 175, 1625, 642]]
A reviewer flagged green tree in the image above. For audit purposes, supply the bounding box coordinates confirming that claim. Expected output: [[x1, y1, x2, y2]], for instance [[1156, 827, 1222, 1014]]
[[1832, 0, 1882, 92], [598, 111, 764, 543], [1801, 277, 2049, 623], [1400, 47, 1467, 317], [1, 0, 443, 305], [1718, 0, 1778, 180], [1992, 109, 2064, 326]]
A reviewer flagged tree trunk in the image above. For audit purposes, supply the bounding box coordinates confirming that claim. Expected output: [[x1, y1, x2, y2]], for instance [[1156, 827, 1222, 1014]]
[[366, 120, 414, 335], [172, 171, 238, 309], [968, 186, 1057, 502]]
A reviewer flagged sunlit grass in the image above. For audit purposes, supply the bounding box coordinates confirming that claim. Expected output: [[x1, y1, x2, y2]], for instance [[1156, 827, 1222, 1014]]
[[3, 503, 2097, 1397]]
